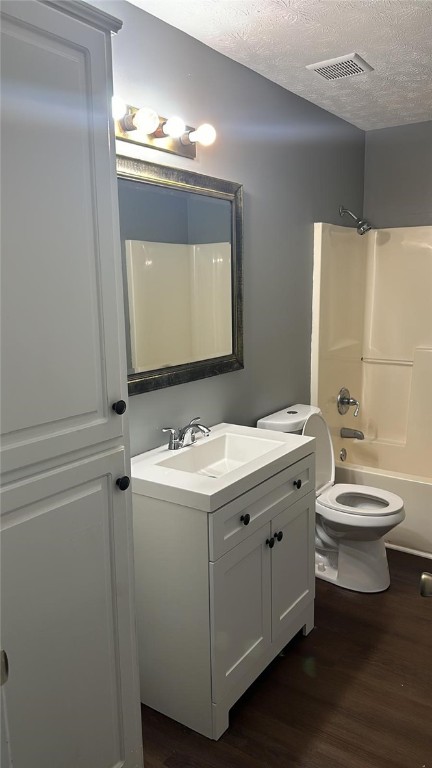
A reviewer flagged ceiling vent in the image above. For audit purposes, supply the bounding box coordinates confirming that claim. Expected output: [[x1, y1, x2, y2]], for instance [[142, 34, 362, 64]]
[[306, 53, 373, 81]]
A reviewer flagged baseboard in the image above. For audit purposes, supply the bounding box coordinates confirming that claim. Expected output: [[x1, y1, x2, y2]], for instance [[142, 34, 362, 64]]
[[385, 542, 432, 560]]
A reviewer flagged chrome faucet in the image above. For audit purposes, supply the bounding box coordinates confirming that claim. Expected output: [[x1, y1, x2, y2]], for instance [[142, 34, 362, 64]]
[[179, 417, 211, 447], [337, 387, 360, 417], [162, 417, 211, 450], [340, 427, 364, 440]]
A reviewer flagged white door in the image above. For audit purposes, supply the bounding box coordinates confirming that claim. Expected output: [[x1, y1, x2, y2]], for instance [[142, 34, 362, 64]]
[[271, 495, 315, 640], [210, 525, 272, 703], [0, 1, 127, 475], [0, 449, 140, 768]]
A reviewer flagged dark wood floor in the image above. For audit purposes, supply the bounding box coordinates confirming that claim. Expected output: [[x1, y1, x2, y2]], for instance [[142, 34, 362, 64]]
[[141, 549, 432, 768]]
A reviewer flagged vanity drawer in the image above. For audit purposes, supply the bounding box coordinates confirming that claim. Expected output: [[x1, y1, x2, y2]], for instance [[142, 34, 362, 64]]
[[209, 454, 314, 561]]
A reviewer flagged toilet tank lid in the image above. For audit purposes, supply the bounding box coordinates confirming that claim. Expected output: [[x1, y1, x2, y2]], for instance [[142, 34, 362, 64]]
[[257, 404, 321, 432]]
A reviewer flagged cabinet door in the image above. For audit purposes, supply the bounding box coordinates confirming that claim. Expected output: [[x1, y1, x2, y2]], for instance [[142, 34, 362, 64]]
[[0, 2, 126, 475], [210, 525, 271, 703], [271, 493, 315, 641], [0, 450, 140, 768]]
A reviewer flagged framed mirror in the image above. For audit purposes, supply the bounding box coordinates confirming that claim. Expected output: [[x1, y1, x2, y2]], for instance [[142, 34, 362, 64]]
[[117, 156, 243, 395]]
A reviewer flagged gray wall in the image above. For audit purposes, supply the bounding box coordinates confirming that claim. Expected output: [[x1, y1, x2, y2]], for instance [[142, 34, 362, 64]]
[[100, 1, 365, 456], [118, 179, 189, 243], [187, 196, 231, 245], [118, 180, 231, 244], [364, 121, 432, 228]]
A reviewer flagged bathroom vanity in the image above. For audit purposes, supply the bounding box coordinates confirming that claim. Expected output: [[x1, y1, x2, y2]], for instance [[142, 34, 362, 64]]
[[131, 424, 316, 739]]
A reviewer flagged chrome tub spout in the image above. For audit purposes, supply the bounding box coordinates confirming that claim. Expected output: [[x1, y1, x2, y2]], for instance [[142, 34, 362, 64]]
[[340, 427, 364, 440]]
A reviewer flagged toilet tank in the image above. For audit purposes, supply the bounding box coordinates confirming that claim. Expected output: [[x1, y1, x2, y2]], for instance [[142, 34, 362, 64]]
[[257, 404, 321, 434]]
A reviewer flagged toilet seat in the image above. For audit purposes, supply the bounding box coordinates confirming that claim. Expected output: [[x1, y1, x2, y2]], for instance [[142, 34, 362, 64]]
[[302, 413, 403, 516], [318, 483, 404, 516]]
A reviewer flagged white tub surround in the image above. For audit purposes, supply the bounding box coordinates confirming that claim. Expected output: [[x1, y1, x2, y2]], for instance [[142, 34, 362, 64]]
[[312, 224, 432, 554]]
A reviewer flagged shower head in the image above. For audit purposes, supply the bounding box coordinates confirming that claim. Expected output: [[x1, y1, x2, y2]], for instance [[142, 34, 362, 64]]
[[339, 205, 372, 235], [356, 218, 372, 235]]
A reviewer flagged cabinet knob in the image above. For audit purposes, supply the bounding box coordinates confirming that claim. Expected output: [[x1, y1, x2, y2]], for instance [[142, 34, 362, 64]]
[[266, 537, 275, 549], [112, 400, 127, 415], [240, 513, 250, 526], [274, 531, 283, 542], [116, 475, 130, 491], [293, 479, 302, 489]]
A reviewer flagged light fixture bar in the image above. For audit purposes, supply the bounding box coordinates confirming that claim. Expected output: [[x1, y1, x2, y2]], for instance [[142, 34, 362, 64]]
[[115, 104, 197, 159]]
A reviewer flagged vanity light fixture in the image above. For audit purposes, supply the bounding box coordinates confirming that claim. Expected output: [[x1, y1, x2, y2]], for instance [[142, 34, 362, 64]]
[[112, 98, 216, 159], [182, 123, 217, 147], [162, 116, 186, 139], [130, 106, 160, 135]]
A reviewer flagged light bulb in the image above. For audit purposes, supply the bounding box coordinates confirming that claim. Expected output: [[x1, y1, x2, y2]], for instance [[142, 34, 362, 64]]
[[133, 107, 160, 134], [112, 96, 127, 121], [162, 116, 186, 139], [188, 123, 216, 146]]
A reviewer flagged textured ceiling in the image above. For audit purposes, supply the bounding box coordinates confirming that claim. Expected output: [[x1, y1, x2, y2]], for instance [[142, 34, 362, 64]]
[[126, 0, 432, 130]]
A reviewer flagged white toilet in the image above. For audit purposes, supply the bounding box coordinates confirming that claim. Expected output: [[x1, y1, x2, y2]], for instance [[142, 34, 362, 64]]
[[257, 405, 405, 593]]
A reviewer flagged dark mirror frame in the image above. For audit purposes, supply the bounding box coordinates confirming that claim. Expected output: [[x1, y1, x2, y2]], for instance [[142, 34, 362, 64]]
[[116, 156, 244, 395]]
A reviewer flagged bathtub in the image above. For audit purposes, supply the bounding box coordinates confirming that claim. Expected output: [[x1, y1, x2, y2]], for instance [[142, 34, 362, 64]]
[[333, 436, 432, 556]]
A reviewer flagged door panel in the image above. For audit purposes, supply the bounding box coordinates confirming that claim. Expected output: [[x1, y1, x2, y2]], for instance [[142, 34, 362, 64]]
[[0, 450, 132, 768], [210, 525, 271, 703], [0, 3, 125, 475], [271, 494, 315, 640]]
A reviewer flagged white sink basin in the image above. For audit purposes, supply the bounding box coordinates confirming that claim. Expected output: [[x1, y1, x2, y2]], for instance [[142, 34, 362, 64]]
[[158, 432, 283, 478], [131, 423, 314, 512]]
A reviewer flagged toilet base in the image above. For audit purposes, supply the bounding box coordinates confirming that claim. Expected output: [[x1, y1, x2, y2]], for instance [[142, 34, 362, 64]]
[[315, 538, 390, 593]]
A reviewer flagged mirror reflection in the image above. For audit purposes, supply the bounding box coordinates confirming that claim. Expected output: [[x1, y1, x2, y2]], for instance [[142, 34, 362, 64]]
[[116, 157, 243, 394]]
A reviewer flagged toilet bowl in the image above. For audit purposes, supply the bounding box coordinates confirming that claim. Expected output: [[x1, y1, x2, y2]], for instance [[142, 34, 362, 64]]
[[257, 405, 405, 592]]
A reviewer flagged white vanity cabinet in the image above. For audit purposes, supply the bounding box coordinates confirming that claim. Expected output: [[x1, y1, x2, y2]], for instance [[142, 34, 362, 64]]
[[0, 2, 143, 767], [132, 444, 315, 740], [210, 493, 315, 708]]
